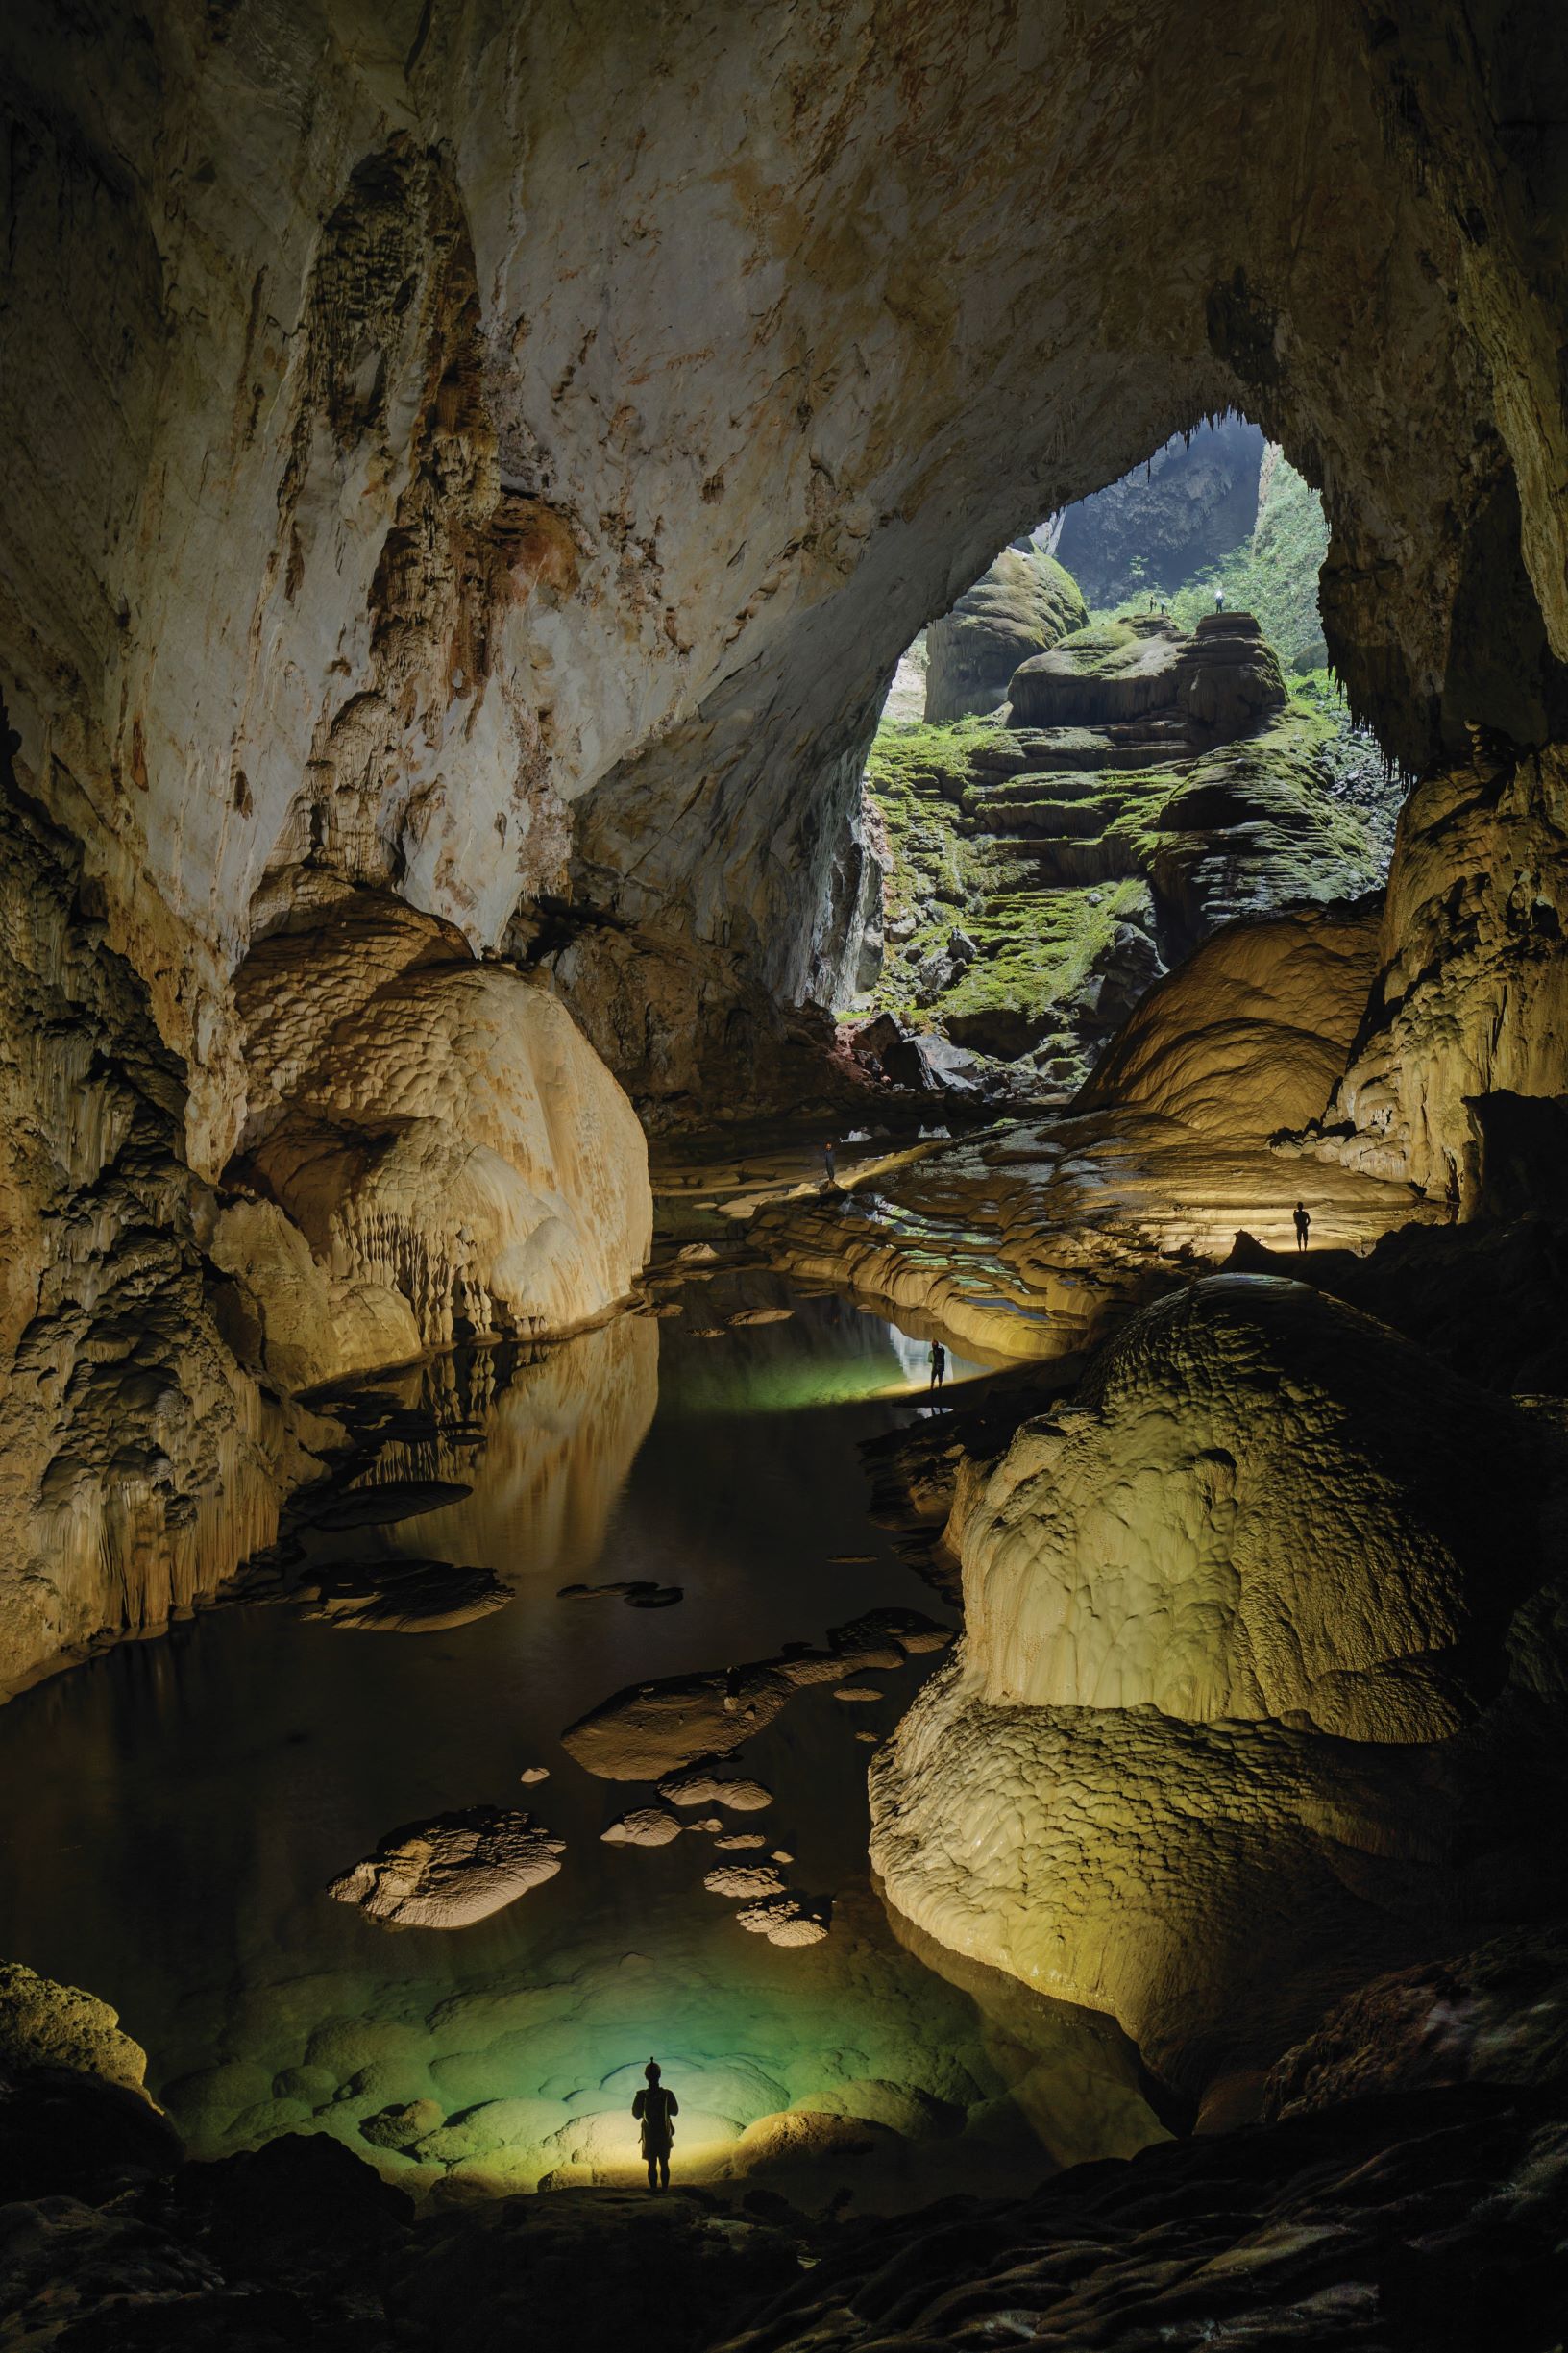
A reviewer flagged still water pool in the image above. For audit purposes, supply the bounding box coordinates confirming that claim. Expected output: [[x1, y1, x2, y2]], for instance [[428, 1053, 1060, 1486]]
[[0, 1291, 1164, 2211]]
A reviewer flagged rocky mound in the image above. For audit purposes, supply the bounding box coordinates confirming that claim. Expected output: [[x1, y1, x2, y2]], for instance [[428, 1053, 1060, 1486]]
[[870, 1276, 1568, 2100], [858, 616, 1375, 1100], [227, 894, 652, 1369], [923, 546, 1088, 724], [1075, 899, 1382, 1134], [328, 1807, 565, 1928]]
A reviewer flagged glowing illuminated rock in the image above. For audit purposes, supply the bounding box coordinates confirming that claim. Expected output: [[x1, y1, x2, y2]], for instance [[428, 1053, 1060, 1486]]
[[713, 1831, 767, 1851], [833, 1685, 883, 1703], [600, 1807, 683, 1848], [328, 1807, 564, 1929], [870, 1275, 1561, 2096], [0, 1963, 152, 2095], [955, 1276, 1526, 1739]]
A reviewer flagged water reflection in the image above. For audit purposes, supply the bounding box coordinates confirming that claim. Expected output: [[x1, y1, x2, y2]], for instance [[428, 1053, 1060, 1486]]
[[0, 1294, 1163, 2213]]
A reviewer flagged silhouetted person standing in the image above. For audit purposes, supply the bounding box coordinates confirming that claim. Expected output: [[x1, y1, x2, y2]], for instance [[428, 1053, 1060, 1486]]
[[1213, 583, 1225, 613], [1293, 1201, 1311, 1252], [822, 1140, 837, 1185], [633, 2059, 678, 2192], [929, 1340, 946, 1393]]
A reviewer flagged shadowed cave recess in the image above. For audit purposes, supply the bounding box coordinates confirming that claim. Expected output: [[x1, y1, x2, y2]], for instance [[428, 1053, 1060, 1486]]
[[3, 1, 1568, 2346]]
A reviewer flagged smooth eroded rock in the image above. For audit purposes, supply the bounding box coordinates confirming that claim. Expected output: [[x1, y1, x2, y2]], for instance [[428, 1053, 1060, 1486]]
[[328, 1808, 565, 1929]]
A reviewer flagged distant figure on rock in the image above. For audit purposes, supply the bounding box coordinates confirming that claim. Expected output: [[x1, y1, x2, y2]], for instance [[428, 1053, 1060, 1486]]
[[822, 1140, 837, 1185], [723, 1663, 743, 1714], [1293, 1201, 1311, 1252], [1213, 583, 1226, 613], [633, 2058, 678, 2192], [929, 1340, 946, 1393]]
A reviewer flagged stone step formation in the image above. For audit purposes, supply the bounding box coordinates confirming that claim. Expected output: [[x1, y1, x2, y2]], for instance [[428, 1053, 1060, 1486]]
[[861, 609, 1384, 1097]]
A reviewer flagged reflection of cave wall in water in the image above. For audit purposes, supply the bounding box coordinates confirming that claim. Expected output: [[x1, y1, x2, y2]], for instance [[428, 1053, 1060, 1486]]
[[374, 1317, 660, 1581]]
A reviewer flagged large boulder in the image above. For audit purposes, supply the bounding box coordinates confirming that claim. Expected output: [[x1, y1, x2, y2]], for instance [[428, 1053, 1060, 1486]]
[[1321, 740, 1568, 1208], [228, 895, 652, 1361], [870, 1278, 1568, 2099], [328, 1806, 566, 1928], [1009, 616, 1186, 728], [1075, 902, 1382, 1136], [924, 549, 1087, 724]]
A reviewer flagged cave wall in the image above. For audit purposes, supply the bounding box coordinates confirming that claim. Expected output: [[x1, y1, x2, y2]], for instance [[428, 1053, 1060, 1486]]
[[5, 0, 1568, 1128], [1053, 416, 1266, 607], [1, 0, 1566, 1686]]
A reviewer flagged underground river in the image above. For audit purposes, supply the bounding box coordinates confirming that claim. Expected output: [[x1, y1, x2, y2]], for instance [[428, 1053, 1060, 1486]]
[[0, 1285, 1165, 2211]]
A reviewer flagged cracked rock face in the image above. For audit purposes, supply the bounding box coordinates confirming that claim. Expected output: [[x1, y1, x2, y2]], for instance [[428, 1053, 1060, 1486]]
[[870, 1277, 1568, 2097]]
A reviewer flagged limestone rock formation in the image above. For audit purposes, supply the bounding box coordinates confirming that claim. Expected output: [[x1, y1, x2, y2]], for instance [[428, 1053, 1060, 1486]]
[[870, 1277, 1568, 2096], [1075, 902, 1382, 1136], [0, 759, 312, 1701], [923, 548, 1088, 725], [1011, 612, 1286, 740], [1307, 740, 1568, 1211], [1052, 417, 1267, 606], [0, 1964, 152, 2097], [230, 895, 651, 1355], [859, 617, 1374, 1095], [600, 1807, 684, 1848], [1010, 616, 1192, 729], [1264, 1927, 1568, 2119], [328, 1807, 565, 1929], [6, 0, 1566, 1136], [956, 1279, 1528, 1740]]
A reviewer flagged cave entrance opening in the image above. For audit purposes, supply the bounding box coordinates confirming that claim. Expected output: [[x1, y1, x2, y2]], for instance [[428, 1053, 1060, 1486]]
[[849, 417, 1399, 1105]]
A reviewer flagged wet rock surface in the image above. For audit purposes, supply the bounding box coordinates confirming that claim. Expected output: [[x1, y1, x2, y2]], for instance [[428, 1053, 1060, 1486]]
[[870, 1276, 1568, 2100], [328, 1807, 566, 1930]]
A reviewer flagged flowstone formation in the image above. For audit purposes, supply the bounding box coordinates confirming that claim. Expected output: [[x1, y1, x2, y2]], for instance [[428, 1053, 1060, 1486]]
[[870, 1277, 1568, 2103], [227, 893, 651, 1358], [858, 613, 1383, 1095], [1293, 736, 1568, 1213]]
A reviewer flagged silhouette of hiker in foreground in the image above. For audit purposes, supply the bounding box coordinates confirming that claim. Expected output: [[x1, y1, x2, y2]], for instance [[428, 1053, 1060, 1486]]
[[822, 1140, 837, 1185], [633, 2059, 678, 2192], [1293, 1201, 1311, 1252], [929, 1339, 946, 1394]]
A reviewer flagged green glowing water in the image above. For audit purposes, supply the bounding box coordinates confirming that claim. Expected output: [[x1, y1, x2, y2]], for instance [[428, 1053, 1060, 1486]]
[[0, 1292, 1164, 2210]]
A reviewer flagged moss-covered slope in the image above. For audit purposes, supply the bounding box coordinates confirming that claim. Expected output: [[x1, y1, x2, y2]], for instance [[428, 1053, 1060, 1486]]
[[861, 616, 1390, 1095]]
